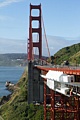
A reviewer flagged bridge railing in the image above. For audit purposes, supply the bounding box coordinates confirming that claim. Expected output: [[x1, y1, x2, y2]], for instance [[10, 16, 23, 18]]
[[33, 58, 80, 70], [34, 59, 52, 66], [52, 65, 80, 70]]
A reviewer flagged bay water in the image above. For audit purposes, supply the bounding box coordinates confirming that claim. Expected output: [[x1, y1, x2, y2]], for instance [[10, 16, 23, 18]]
[[0, 66, 25, 97]]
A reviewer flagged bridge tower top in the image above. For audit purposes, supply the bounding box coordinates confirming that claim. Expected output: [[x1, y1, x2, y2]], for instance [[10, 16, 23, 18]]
[[28, 4, 42, 61]]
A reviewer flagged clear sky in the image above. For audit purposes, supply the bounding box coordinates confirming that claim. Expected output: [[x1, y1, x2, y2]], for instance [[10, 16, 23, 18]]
[[0, 0, 80, 54]]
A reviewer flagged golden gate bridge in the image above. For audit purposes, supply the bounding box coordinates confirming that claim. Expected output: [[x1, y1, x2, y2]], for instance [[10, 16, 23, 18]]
[[27, 4, 80, 120]]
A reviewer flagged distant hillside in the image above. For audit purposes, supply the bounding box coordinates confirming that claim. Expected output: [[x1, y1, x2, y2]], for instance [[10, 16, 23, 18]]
[[0, 53, 27, 66], [0, 53, 48, 66], [0, 43, 80, 66], [53, 43, 80, 65]]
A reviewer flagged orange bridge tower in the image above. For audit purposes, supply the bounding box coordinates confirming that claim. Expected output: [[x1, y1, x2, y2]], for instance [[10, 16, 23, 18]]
[[27, 4, 43, 104]]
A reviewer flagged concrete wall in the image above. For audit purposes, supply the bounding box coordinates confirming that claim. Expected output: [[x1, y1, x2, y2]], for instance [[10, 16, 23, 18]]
[[28, 61, 44, 104]]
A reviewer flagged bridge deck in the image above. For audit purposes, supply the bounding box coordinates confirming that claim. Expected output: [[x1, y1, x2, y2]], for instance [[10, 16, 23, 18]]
[[35, 65, 80, 75]]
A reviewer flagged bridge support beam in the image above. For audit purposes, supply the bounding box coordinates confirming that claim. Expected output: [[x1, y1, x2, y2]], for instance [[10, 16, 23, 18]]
[[50, 89, 55, 120], [44, 82, 55, 120], [44, 82, 47, 120]]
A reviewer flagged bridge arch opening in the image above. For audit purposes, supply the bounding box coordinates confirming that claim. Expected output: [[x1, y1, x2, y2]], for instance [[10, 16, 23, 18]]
[[32, 20, 39, 29], [31, 9, 40, 17]]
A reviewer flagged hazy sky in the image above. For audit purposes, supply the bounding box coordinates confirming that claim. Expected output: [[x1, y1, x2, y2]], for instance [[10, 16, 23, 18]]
[[0, 0, 80, 54]]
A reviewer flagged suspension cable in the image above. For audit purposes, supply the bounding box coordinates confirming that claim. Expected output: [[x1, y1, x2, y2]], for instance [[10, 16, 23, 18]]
[[41, 11, 50, 58]]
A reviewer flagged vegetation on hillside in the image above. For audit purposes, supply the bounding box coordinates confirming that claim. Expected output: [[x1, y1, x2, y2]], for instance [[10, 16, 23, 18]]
[[0, 67, 44, 120], [51, 43, 80, 65], [0, 43, 80, 119]]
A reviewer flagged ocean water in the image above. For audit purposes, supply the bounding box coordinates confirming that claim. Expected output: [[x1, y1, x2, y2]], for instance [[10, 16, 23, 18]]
[[0, 66, 25, 97]]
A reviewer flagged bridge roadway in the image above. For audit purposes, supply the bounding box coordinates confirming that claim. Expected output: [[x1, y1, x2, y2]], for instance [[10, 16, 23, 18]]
[[35, 65, 80, 75]]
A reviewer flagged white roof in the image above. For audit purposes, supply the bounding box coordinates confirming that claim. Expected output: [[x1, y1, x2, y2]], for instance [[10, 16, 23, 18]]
[[46, 70, 63, 81]]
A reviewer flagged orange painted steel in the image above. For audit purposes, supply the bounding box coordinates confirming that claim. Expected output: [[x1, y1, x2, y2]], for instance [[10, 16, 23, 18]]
[[36, 65, 80, 75], [44, 87, 80, 120], [40, 66, 80, 120], [50, 89, 55, 120], [44, 81, 47, 120], [28, 4, 80, 120], [28, 4, 42, 60]]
